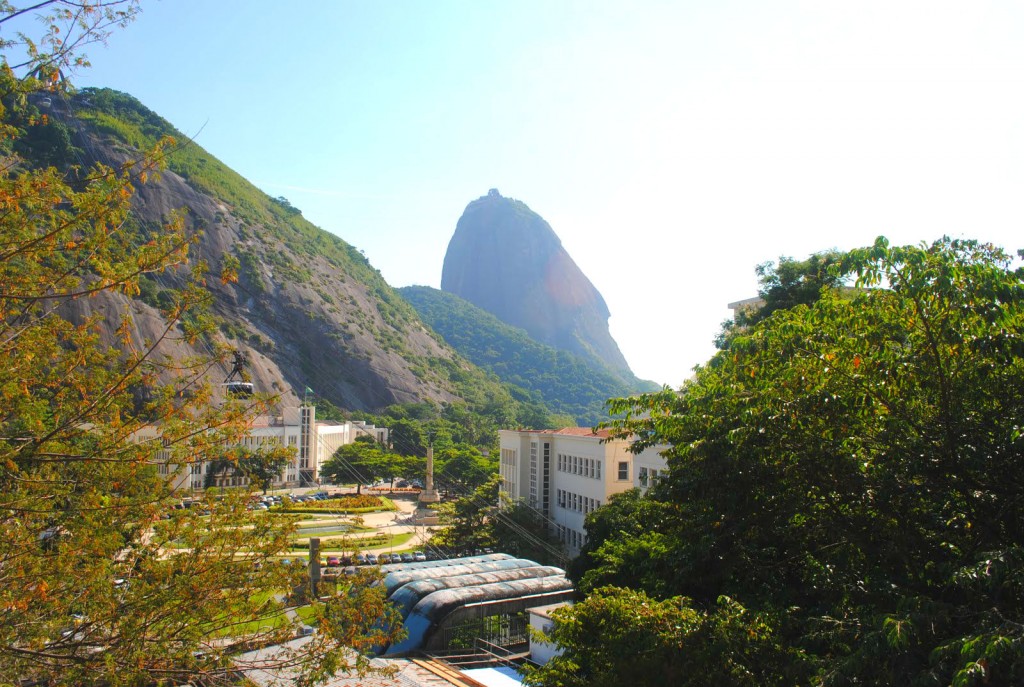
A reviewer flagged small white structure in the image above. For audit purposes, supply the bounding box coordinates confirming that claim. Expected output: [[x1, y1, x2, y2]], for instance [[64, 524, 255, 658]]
[[527, 602, 569, 666], [498, 428, 667, 555]]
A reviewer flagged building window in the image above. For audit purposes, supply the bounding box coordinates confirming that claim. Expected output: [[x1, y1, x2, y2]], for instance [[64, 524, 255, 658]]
[[617, 461, 628, 480], [639, 467, 649, 487]]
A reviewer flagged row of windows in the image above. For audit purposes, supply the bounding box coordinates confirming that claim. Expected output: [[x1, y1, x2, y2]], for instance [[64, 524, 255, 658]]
[[557, 525, 586, 550], [556, 488, 601, 515], [557, 453, 602, 480]]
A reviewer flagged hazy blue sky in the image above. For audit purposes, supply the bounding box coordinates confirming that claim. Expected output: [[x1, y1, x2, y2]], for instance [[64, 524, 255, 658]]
[[53, 0, 1024, 385]]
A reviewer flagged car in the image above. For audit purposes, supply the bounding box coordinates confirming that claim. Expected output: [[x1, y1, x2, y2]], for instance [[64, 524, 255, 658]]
[[401, 552, 414, 563], [413, 551, 426, 562], [354, 553, 367, 565], [377, 553, 391, 564], [366, 553, 378, 565], [326, 556, 340, 566], [280, 559, 291, 566], [297, 624, 315, 637], [340, 555, 352, 565]]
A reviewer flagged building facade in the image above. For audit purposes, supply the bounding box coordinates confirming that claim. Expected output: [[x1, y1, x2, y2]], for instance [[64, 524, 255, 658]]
[[498, 428, 667, 555], [140, 406, 389, 492]]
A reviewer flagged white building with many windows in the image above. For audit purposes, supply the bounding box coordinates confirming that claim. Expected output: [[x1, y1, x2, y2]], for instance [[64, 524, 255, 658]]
[[141, 406, 388, 492], [498, 427, 668, 555]]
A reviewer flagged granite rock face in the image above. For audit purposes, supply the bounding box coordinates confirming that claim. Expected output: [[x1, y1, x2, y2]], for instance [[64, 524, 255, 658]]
[[441, 190, 633, 376]]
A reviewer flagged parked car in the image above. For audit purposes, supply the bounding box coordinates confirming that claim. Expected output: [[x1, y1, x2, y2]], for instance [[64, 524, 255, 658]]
[[377, 553, 392, 564], [401, 552, 414, 563], [354, 553, 367, 565], [413, 551, 426, 562], [326, 556, 340, 566], [366, 553, 378, 565]]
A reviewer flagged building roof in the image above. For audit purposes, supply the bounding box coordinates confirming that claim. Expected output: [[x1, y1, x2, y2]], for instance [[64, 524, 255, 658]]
[[504, 427, 613, 439], [552, 427, 613, 438]]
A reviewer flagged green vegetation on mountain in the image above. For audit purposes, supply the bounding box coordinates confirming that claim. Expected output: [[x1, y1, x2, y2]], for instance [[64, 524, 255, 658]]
[[400, 285, 656, 425]]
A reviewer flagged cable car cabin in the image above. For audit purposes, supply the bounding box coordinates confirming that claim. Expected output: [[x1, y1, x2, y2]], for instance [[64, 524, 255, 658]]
[[223, 382, 254, 398]]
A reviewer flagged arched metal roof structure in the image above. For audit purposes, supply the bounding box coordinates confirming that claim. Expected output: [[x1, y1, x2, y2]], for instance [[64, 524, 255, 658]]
[[390, 565, 565, 619], [382, 556, 535, 596], [380, 558, 574, 657]]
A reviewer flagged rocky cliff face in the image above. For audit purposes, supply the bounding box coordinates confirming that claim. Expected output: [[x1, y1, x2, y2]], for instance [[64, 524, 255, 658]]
[[441, 190, 633, 377], [45, 89, 487, 413]]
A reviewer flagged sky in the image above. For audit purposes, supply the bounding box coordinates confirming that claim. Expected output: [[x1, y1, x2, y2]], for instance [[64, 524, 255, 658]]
[[41, 0, 1024, 386]]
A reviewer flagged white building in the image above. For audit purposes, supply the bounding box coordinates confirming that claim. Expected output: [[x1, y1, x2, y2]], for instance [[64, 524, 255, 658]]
[[141, 406, 388, 492], [527, 602, 568, 666], [498, 428, 668, 555]]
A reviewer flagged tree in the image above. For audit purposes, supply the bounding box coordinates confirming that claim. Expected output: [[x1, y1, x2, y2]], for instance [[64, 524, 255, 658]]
[[580, 238, 1024, 685], [0, 5, 401, 684], [204, 444, 292, 493], [717, 249, 845, 348], [238, 444, 294, 494], [435, 443, 495, 496], [523, 586, 793, 687], [567, 488, 681, 597], [321, 436, 387, 493], [433, 475, 565, 565], [432, 475, 501, 553]]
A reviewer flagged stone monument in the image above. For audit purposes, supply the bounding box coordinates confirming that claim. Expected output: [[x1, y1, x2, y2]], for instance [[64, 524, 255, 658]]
[[413, 444, 440, 525]]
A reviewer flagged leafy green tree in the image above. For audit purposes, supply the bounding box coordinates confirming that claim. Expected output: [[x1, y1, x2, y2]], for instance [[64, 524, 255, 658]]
[[717, 249, 845, 348], [567, 489, 680, 597], [586, 238, 1024, 685], [433, 475, 565, 564], [238, 444, 294, 494], [321, 436, 387, 493], [432, 475, 502, 553], [204, 444, 292, 493], [435, 443, 495, 496], [523, 586, 793, 687], [0, 5, 401, 684], [386, 416, 427, 456]]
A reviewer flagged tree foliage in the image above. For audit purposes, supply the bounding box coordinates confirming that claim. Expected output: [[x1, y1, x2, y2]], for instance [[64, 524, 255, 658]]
[[717, 249, 845, 348], [563, 238, 1024, 686], [523, 586, 794, 687], [0, 5, 401, 684], [433, 475, 565, 565]]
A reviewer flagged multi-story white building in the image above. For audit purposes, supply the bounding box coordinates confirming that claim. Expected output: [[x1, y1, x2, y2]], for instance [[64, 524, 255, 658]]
[[498, 427, 668, 555], [140, 405, 388, 492]]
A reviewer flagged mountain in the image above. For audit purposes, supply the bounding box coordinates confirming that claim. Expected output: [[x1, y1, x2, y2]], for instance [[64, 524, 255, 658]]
[[441, 189, 634, 379], [37, 88, 545, 421], [399, 286, 656, 425]]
